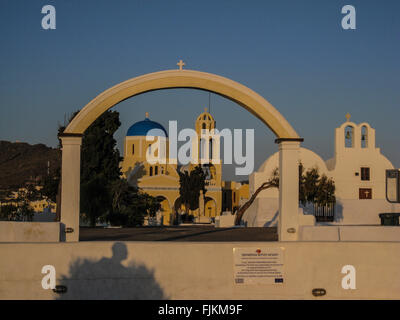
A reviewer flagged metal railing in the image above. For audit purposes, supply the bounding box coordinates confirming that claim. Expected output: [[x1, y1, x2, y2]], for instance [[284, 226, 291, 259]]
[[313, 202, 335, 222]]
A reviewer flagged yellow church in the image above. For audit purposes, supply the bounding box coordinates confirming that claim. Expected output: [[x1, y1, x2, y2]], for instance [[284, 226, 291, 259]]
[[120, 109, 248, 225]]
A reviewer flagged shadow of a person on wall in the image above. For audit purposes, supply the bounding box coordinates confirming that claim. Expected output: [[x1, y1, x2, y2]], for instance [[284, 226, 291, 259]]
[[56, 242, 167, 300]]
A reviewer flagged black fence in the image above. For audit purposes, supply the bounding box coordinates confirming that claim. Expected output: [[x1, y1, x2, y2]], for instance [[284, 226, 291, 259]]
[[313, 202, 335, 222]]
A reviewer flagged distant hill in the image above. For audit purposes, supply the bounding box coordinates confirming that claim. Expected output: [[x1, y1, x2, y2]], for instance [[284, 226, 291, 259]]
[[0, 141, 61, 190]]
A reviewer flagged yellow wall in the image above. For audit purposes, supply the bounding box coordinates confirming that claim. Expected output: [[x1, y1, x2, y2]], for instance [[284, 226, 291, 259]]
[[119, 110, 246, 224]]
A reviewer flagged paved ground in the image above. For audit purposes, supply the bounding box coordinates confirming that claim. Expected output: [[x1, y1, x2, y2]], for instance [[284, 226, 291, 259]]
[[80, 225, 278, 241]]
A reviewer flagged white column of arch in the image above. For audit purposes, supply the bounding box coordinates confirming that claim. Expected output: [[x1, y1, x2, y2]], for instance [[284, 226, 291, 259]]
[[277, 139, 302, 241], [60, 135, 82, 242]]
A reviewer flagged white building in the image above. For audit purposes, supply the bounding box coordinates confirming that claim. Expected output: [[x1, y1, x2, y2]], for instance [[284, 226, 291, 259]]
[[244, 116, 400, 226]]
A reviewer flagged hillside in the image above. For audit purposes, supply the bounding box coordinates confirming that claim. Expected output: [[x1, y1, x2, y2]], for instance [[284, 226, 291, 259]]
[[0, 141, 61, 189]]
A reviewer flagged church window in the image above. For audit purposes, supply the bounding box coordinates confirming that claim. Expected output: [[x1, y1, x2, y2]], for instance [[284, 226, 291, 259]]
[[155, 166, 158, 175], [361, 167, 370, 181], [209, 138, 213, 160], [132, 144, 135, 155], [202, 123, 206, 130], [149, 166, 153, 176], [345, 126, 354, 148], [361, 126, 368, 148]]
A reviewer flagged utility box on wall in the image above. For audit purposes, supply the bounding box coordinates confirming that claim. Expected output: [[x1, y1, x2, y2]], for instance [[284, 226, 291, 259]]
[[386, 169, 400, 203]]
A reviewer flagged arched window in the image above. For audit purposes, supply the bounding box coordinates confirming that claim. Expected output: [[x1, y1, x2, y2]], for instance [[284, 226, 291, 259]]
[[202, 123, 206, 130], [155, 166, 158, 175], [345, 126, 354, 148], [132, 144, 135, 155], [209, 138, 213, 160], [361, 125, 368, 148], [149, 166, 153, 176]]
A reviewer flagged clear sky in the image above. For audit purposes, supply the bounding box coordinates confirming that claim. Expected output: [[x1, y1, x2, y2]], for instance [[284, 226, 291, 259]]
[[0, 0, 399, 180]]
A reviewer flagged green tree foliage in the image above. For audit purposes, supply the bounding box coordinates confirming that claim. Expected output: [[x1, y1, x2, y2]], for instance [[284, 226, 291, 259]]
[[80, 111, 122, 183], [0, 204, 16, 221], [298, 164, 336, 206], [178, 165, 207, 213], [0, 188, 36, 221], [78, 110, 122, 226], [109, 179, 161, 226], [58, 110, 161, 227], [80, 175, 111, 226]]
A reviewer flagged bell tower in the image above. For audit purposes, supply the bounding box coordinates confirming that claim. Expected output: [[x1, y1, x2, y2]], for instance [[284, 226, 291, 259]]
[[194, 108, 222, 186]]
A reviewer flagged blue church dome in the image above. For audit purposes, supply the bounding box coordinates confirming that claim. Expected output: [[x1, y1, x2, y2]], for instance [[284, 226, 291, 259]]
[[126, 115, 168, 137]]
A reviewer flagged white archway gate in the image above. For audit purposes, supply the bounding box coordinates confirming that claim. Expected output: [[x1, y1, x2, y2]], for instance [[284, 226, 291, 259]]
[[59, 69, 303, 241]]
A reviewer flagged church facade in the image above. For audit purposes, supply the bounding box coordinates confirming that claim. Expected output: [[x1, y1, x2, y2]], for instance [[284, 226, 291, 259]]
[[120, 109, 247, 225], [246, 115, 399, 226]]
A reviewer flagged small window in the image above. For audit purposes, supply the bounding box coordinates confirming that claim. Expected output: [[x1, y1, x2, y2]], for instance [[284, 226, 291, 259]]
[[359, 188, 372, 199], [361, 167, 370, 181], [202, 123, 206, 130], [149, 166, 153, 176], [132, 144, 135, 155], [155, 166, 158, 175]]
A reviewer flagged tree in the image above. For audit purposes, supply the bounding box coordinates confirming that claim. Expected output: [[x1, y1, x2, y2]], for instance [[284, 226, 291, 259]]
[[234, 168, 279, 225], [299, 164, 335, 206], [79, 110, 122, 226], [57, 110, 162, 227], [0, 187, 37, 221], [80, 110, 122, 184], [80, 175, 111, 226], [178, 165, 207, 217], [109, 179, 161, 227], [234, 165, 335, 225], [0, 204, 18, 221]]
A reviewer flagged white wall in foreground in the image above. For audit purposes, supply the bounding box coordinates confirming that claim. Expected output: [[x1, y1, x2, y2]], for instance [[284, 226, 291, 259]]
[[0, 222, 59, 242], [242, 198, 400, 227], [1, 241, 400, 300]]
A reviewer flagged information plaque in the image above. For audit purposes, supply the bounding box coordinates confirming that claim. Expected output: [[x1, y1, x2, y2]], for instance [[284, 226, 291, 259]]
[[233, 247, 285, 285]]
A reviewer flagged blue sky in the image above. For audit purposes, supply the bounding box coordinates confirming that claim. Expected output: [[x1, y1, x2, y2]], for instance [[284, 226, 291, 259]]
[[0, 0, 399, 180]]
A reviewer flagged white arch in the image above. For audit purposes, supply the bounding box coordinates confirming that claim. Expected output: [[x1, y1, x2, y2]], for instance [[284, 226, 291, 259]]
[[59, 69, 303, 242], [64, 70, 299, 139]]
